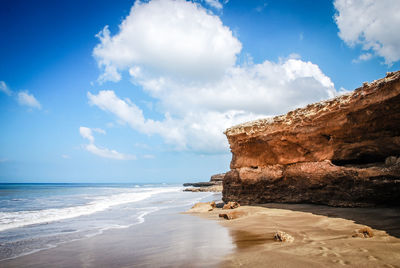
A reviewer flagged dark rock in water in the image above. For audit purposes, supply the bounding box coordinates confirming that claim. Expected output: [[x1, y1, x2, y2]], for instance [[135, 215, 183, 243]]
[[183, 185, 222, 192], [223, 71, 400, 207], [183, 182, 215, 187]]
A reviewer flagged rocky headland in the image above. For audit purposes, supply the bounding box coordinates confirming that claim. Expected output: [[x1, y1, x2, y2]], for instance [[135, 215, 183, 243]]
[[183, 173, 225, 192], [222, 71, 400, 207]]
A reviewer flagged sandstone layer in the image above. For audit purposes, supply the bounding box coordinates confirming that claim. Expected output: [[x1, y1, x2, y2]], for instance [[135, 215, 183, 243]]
[[223, 71, 400, 207]]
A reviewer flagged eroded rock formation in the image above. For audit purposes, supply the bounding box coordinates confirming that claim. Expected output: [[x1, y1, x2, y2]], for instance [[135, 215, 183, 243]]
[[223, 71, 400, 207], [183, 173, 225, 192]]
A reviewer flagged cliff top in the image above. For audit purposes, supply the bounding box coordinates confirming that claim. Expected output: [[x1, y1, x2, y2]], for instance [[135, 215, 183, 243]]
[[225, 71, 400, 137]]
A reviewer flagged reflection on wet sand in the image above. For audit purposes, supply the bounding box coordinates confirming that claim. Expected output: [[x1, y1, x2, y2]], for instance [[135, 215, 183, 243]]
[[229, 230, 274, 249]]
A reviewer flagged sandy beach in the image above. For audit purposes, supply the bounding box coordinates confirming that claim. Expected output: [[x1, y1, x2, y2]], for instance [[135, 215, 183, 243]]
[[3, 196, 400, 267], [190, 203, 400, 267]]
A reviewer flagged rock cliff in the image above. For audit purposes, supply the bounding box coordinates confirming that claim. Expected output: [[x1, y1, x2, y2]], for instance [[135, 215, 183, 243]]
[[223, 71, 400, 207]]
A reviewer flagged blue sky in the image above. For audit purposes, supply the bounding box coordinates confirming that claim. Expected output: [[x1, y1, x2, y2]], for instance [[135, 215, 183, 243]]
[[1, 0, 399, 183]]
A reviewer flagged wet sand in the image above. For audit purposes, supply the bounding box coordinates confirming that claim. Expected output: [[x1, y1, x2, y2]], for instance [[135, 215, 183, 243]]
[[194, 204, 400, 267], [1, 204, 234, 268]]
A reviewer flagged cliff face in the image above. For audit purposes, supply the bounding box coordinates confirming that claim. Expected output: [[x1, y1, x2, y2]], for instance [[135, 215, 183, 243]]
[[223, 71, 400, 207]]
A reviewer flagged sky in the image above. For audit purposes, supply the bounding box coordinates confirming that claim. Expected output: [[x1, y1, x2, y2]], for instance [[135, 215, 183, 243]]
[[1, 0, 399, 183]]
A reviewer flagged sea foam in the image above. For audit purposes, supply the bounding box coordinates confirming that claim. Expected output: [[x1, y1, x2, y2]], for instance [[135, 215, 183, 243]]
[[0, 187, 181, 232]]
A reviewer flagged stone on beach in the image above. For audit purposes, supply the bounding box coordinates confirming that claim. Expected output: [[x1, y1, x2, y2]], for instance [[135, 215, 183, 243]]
[[352, 227, 374, 238], [188, 202, 216, 213], [273, 231, 294, 242], [222, 201, 240, 210], [218, 210, 247, 220]]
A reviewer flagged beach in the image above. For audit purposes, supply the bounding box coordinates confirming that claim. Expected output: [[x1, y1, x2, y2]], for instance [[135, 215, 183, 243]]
[[192, 203, 400, 267], [1, 184, 400, 267]]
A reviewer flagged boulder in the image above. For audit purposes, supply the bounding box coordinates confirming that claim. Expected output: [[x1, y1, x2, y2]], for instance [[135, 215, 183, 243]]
[[188, 202, 216, 213], [222, 201, 240, 210], [273, 231, 294, 242], [352, 227, 374, 238]]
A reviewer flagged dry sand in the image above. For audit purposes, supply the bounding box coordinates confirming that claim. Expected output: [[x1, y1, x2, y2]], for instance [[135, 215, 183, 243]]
[[190, 203, 400, 267]]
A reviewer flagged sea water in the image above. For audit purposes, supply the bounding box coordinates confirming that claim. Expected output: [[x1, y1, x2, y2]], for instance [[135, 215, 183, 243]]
[[0, 183, 215, 261]]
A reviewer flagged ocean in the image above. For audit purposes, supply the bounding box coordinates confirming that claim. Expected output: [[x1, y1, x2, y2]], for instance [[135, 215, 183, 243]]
[[0, 183, 216, 261]]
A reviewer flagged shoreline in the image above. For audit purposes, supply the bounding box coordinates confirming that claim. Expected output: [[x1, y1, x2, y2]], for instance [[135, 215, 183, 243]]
[[189, 203, 400, 267], [1, 192, 234, 268], [3, 191, 400, 267]]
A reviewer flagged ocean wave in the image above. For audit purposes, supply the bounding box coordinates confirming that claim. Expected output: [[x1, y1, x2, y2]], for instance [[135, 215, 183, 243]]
[[0, 187, 181, 232]]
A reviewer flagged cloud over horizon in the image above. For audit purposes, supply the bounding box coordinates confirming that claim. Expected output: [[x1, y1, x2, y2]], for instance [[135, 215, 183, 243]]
[[91, 0, 339, 153], [79, 126, 135, 160]]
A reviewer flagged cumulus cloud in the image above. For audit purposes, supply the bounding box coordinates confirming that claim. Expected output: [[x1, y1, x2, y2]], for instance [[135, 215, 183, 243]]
[[79, 126, 135, 160], [334, 0, 400, 64], [0, 81, 12, 96], [91, 0, 338, 153], [17, 91, 41, 109], [88, 56, 335, 152], [93, 0, 241, 83]]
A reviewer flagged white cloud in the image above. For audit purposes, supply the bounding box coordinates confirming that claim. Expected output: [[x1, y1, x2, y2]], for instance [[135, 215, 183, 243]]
[[88, 57, 335, 152], [0, 81, 12, 96], [17, 91, 41, 109], [92, 128, 106, 134], [79, 126, 135, 160], [85, 143, 136, 160], [204, 0, 222, 10], [93, 0, 241, 83], [79, 126, 95, 143], [143, 154, 155, 159], [91, 0, 338, 153], [61, 154, 70, 159], [352, 53, 373, 63], [334, 0, 400, 65]]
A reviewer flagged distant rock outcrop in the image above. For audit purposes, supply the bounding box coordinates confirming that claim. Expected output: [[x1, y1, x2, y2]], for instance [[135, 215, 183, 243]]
[[183, 173, 226, 192], [222, 71, 400, 207]]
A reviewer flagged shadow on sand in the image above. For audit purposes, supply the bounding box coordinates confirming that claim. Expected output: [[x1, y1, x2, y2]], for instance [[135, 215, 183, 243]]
[[257, 203, 400, 238]]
